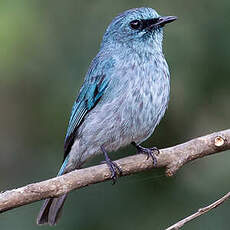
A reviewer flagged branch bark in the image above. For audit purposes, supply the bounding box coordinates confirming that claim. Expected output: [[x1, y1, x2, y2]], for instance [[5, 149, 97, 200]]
[[166, 191, 230, 230], [1, 129, 230, 220]]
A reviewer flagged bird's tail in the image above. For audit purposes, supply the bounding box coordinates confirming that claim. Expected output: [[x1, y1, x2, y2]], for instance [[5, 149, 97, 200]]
[[36, 194, 68, 225], [36, 155, 71, 226]]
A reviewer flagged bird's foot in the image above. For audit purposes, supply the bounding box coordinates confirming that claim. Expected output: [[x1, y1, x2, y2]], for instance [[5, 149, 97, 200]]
[[131, 142, 159, 167], [101, 146, 122, 184]]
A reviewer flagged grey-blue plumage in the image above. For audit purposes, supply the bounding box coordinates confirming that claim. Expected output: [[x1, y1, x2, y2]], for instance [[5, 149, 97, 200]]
[[37, 7, 176, 225]]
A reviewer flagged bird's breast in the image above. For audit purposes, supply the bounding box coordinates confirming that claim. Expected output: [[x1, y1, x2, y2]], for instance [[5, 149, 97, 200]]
[[119, 57, 170, 143], [76, 55, 170, 153]]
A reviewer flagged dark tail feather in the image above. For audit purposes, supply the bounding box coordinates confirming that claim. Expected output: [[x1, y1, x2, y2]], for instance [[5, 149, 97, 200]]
[[36, 194, 68, 226], [37, 155, 71, 225]]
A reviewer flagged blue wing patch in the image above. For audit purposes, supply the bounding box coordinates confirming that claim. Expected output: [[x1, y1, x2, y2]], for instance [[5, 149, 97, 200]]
[[63, 74, 109, 159]]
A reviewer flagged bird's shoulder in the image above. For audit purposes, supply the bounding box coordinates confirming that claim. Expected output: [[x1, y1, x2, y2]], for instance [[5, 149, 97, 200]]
[[63, 53, 115, 159]]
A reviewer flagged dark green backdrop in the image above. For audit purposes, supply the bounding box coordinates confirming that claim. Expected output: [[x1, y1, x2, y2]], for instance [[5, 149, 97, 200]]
[[1, 0, 230, 229]]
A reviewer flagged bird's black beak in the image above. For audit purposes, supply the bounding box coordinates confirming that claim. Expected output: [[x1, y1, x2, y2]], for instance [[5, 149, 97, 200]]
[[154, 16, 177, 27]]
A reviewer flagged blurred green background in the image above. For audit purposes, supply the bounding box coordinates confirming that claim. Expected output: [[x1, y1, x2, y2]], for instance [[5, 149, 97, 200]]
[[1, 0, 230, 229]]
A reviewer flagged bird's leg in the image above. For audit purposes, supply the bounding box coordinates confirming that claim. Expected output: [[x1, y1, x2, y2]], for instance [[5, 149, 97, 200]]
[[131, 142, 159, 167], [101, 146, 122, 184]]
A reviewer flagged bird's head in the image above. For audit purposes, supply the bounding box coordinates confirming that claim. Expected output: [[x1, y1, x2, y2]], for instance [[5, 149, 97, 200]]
[[101, 7, 177, 53]]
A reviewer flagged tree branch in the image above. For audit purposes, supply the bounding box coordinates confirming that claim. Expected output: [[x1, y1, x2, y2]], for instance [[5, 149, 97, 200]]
[[166, 191, 230, 230], [1, 129, 230, 219]]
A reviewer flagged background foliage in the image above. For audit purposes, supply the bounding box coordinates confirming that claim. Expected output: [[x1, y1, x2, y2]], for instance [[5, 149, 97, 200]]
[[1, 0, 230, 229]]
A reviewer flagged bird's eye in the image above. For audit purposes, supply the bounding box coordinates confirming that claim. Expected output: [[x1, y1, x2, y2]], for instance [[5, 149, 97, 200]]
[[129, 20, 142, 30]]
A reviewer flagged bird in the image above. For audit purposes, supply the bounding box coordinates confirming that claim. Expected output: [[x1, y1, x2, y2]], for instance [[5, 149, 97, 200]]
[[37, 7, 177, 226]]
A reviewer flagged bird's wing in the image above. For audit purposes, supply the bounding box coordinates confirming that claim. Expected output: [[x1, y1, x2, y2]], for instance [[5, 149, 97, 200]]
[[63, 74, 109, 160]]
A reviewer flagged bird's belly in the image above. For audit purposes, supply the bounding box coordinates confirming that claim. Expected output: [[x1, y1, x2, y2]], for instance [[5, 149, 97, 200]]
[[122, 91, 168, 144], [123, 75, 169, 143], [77, 75, 170, 155]]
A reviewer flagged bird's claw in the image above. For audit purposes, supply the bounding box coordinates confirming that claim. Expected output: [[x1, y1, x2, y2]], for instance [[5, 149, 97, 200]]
[[105, 158, 122, 184], [110, 161, 122, 184], [101, 146, 122, 184], [132, 142, 159, 167]]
